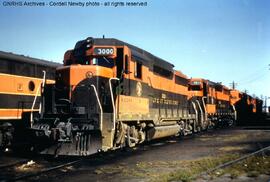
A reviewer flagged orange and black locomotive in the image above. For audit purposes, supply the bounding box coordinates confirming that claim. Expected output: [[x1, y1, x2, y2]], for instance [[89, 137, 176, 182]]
[[0, 51, 60, 149], [188, 78, 236, 127]]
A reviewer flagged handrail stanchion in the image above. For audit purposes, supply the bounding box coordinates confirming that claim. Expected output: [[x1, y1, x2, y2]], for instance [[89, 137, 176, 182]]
[[196, 100, 204, 127], [91, 85, 103, 130], [192, 101, 198, 132], [109, 78, 120, 131], [30, 71, 46, 128]]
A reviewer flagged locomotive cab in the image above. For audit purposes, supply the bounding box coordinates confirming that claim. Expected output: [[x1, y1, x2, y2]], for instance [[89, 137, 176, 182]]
[[188, 78, 212, 129]]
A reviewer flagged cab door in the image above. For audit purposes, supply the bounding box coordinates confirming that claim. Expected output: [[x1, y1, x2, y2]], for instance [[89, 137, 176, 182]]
[[116, 48, 124, 79], [115, 47, 130, 95]]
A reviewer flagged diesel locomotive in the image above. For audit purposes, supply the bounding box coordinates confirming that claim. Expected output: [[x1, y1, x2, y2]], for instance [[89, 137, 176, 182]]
[[0, 51, 60, 149], [29, 37, 260, 156], [230, 89, 263, 125], [188, 78, 236, 128]]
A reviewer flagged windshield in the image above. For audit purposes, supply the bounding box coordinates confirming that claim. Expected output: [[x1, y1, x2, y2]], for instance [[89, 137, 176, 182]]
[[92, 57, 114, 68], [189, 85, 202, 91]]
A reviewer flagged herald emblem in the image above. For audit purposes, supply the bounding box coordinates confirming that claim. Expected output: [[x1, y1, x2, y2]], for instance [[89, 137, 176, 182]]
[[136, 82, 142, 97]]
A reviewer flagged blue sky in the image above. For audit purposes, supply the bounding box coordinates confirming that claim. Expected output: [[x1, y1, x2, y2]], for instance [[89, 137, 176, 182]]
[[0, 0, 269, 101]]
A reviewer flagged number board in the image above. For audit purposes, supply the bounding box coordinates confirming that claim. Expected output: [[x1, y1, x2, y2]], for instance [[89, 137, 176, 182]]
[[94, 47, 114, 55], [192, 81, 201, 85]]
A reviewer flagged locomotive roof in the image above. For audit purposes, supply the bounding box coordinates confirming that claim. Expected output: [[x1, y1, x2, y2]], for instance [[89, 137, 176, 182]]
[[75, 37, 175, 72], [0, 51, 61, 68], [174, 70, 188, 79], [208, 80, 216, 87]]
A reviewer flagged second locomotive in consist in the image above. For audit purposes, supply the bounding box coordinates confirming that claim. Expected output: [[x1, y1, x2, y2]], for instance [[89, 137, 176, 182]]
[[0, 51, 60, 149], [29, 37, 252, 156]]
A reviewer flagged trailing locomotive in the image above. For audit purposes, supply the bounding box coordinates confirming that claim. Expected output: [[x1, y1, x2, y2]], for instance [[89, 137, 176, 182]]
[[230, 89, 263, 125], [0, 51, 60, 149], [188, 78, 236, 128]]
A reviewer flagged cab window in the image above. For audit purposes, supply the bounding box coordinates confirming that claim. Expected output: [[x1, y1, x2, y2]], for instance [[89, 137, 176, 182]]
[[189, 85, 201, 91], [92, 57, 114, 68], [135, 61, 142, 79]]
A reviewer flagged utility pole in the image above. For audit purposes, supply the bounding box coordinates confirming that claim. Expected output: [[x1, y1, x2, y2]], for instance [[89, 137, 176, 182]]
[[265, 96, 270, 113], [265, 96, 267, 112], [230, 81, 238, 90]]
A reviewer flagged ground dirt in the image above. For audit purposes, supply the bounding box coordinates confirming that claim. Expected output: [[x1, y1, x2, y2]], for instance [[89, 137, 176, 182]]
[[17, 128, 270, 182]]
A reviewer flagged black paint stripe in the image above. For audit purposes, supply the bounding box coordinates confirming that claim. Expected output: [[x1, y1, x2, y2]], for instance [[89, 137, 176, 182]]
[[71, 76, 189, 114], [0, 57, 58, 79], [0, 93, 40, 109]]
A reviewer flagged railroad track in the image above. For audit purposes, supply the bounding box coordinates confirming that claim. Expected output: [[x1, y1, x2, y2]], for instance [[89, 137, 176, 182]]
[[0, 160, 29, 170], [195, 145, 270, 179], [243, 126, 270, 130], [0, 158, 82, 182]]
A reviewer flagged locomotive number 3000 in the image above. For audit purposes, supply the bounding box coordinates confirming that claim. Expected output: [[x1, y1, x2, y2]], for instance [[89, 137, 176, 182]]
[[94, 47, 114, 55]]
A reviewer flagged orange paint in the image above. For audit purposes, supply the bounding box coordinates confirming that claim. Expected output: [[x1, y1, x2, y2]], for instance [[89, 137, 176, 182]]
[[0, 73, 54, 96], [0, 109, 39, 120], [206, 104, 216, 114]]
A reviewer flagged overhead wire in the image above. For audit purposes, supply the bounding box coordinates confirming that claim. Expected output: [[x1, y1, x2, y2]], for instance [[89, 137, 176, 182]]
[[236, 64, 269, 85], [239, 71, 268, 85]]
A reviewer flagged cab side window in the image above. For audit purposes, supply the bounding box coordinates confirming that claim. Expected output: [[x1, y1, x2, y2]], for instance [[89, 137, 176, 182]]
[[135, 61, 142, 79]]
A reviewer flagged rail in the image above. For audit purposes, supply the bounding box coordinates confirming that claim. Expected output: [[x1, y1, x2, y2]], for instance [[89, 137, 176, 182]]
[[30, 70, 46, 127], [91, 85, 103, 130], [109, 77, 120, 131], [0, 160, 28, 170], [194, 145, 270, 179], [3, 159, 83, 181]]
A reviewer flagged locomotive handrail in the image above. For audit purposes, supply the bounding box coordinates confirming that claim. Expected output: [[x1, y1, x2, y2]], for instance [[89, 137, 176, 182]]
[[191, 101, 198, 132], [91, 85, 103, 130], [109, 77, 120, 131], [202, 96, 208, 122], [195, 100, 204, 127], [231, 104, 237, 121], [41, 71, 46, 88], [30, 70, 46, 127]]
